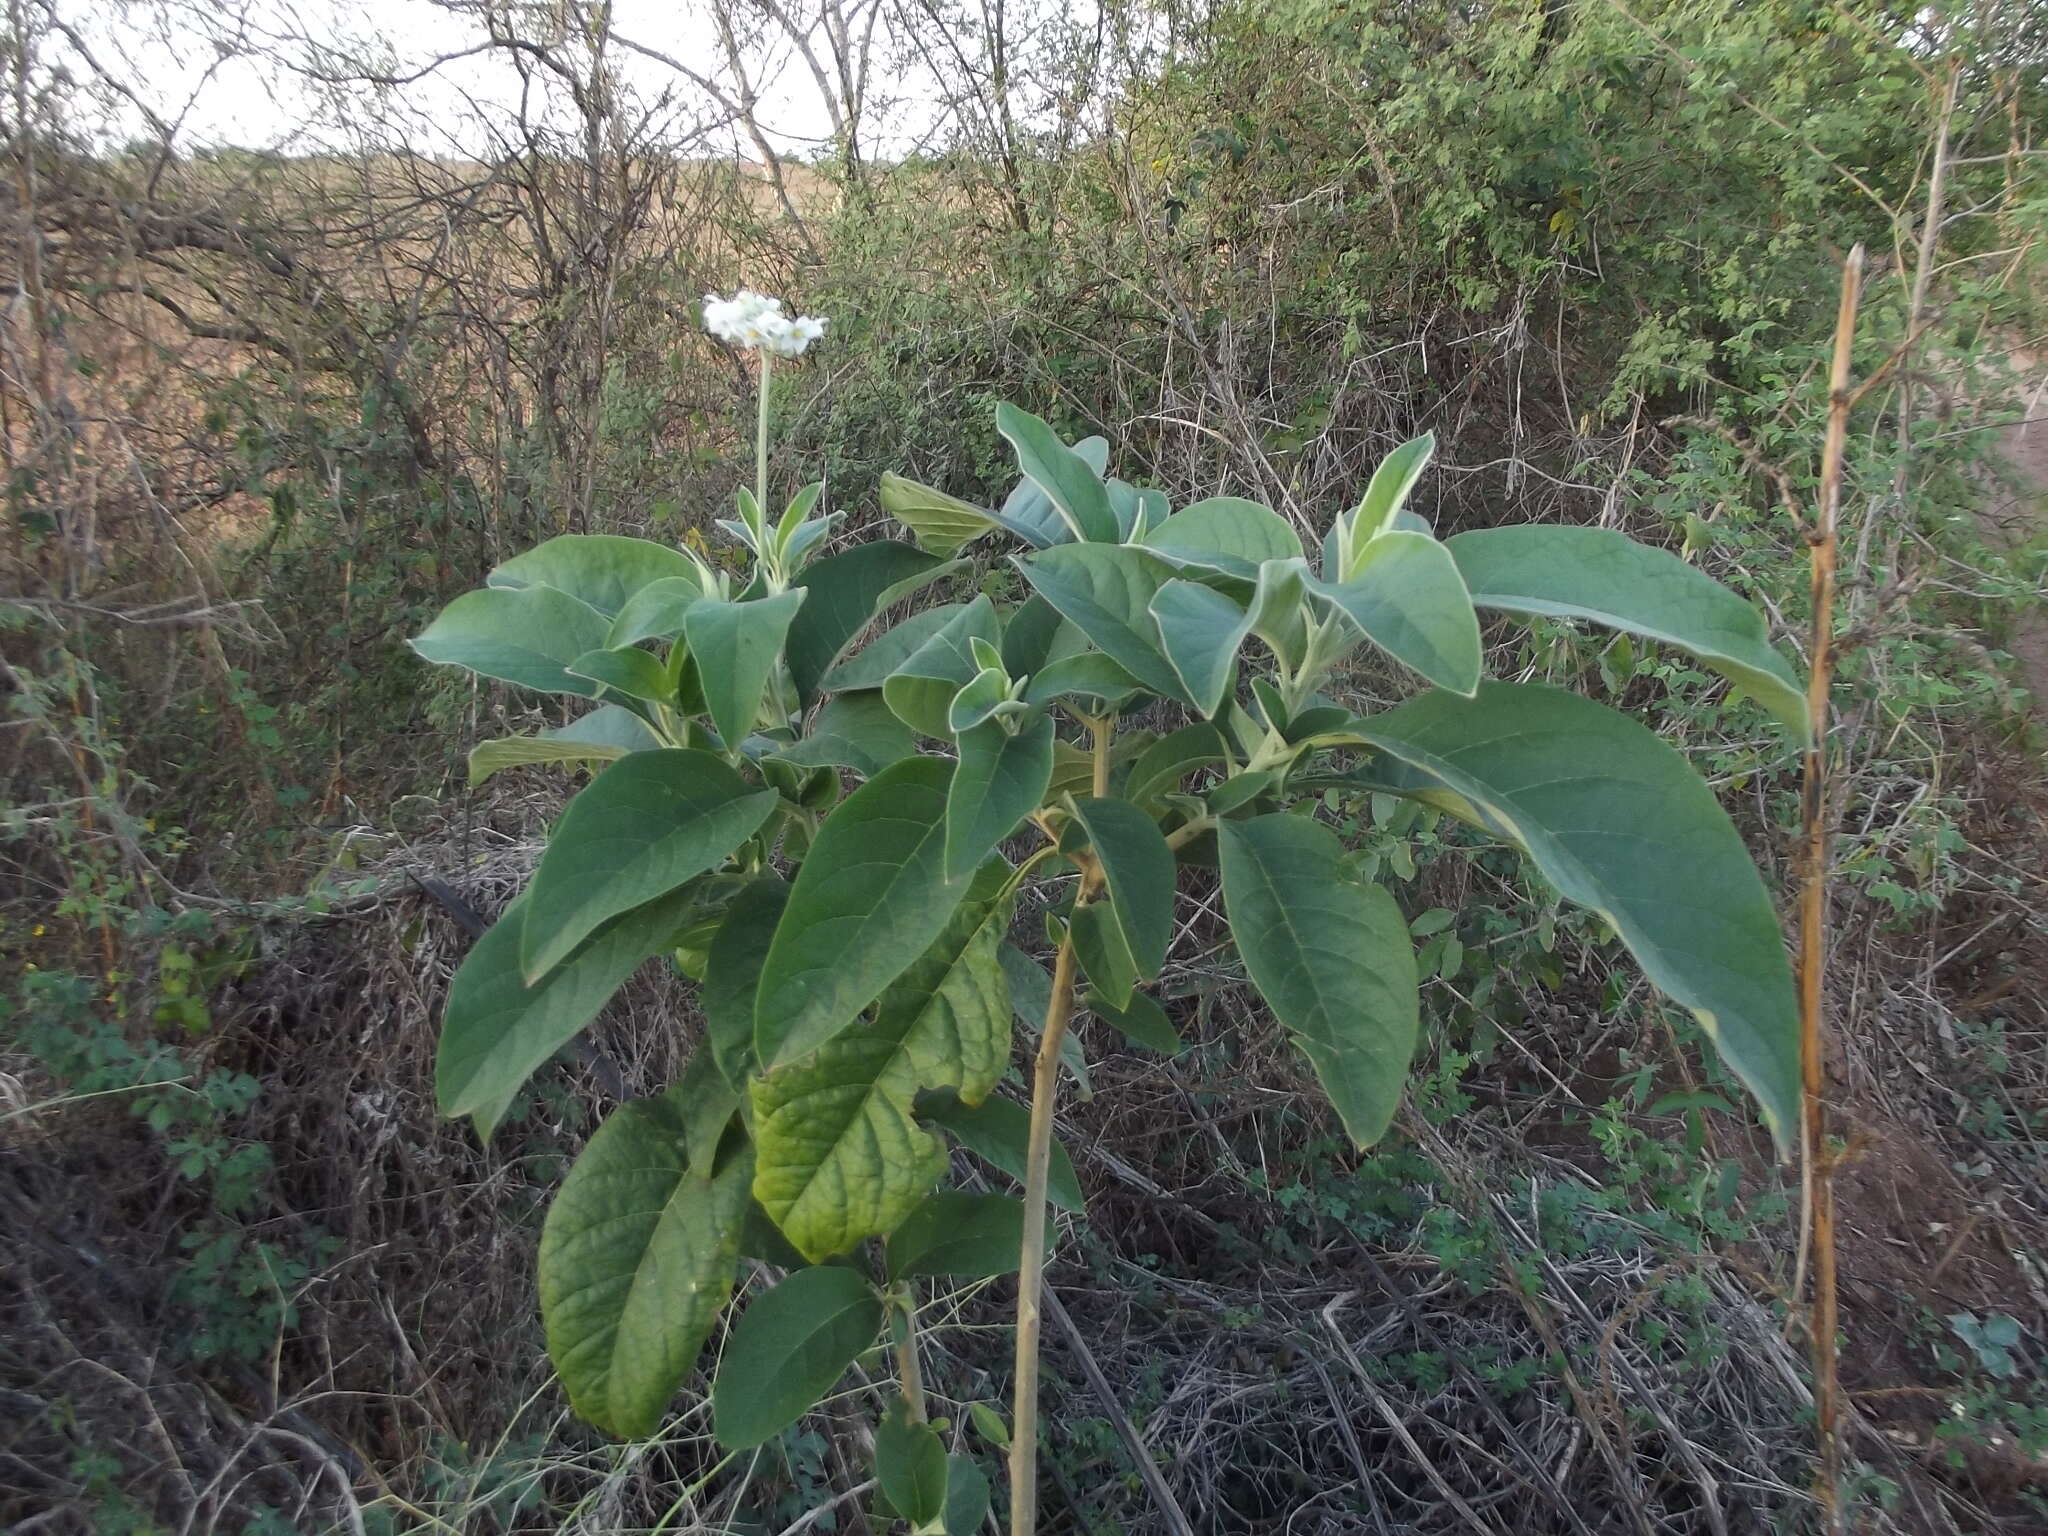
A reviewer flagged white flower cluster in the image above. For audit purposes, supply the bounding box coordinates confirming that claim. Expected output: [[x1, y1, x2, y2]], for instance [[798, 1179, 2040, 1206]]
[[701, 289, 827, 358]]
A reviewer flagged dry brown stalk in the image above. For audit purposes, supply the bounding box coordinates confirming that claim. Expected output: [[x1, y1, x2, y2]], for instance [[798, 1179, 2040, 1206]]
[[1802, 242, 1864, 1535]]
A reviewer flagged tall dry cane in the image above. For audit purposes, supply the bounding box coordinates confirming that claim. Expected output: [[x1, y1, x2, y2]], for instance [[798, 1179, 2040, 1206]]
[[1802, 243, 1863, 1534], [1008, 714, 1113, 1536]]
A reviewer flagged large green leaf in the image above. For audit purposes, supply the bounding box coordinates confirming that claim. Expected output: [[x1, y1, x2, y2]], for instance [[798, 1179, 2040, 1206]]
[[787, 543, 954, 706], [882, 596, 1003, 739], [1125, 721, 1228, 811], [915, 1091, 1083, 1212], [876, 1402, 950, 1526], [684, 591, 807, 749], [567, 646, 672, 709], [703, 876, 790, 1086], [1307, 530, 1482, 695], [412, 585, 611, 696], [1021, 652, 1145, 708], [1068, 797, 1175, 981], [1218, 814, 1419, 1147], [1013, 545, 1193, 705], [997, 435, 1110, 548], [886, 1191, 1029, 1281], [995, 403, 1119, 543], [1070, 902, 1138, 1011], [751, 859, 1012, 1259], [998, 594, 1079, 677], [1088, 987, 1183, 1054], [774, 692, 916, 777], [881, 472, 1001, 557], [538, 1096, 750, 1438], [712, 1265, 882, 1449], [946, 715, 1055, 880], [754, 757, 969, 1067], [520, 750, 777, 983], [823, 604, 969, 692], [1446, 525, 1809, 741], [490, 534, 706, 617], [1150, 578, 1252, 717], [607, 575, 708, 647], [944, 1457, 991, 1535], [467, 704, 660, 786], [437, 884, 703, 1138], [1142, 496, 1303, 580], [1341, 681, 1801, 1148]]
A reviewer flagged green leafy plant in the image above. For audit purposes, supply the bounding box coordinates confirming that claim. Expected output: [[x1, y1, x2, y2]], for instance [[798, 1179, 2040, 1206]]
[[409, 301, 1805, 1532]]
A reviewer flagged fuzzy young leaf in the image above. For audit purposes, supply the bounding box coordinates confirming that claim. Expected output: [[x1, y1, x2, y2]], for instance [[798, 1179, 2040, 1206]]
[[539, 1096, 750, 1438], [1445, 524, 1809, 740], [753, 756, 972, 1067], [1342, 681, 1801, 1149], [713, 1265, 882, 1449], [1343, 433, 1434, 564], [1249, 557, 1313, 670], [1219, 814, 1420, 1147], [437, 884, 704, 1139], [884, 596, 1003, 739], [946, 714, 1055, 880], [1307, 531, 1482, 696], [995, 403, 1119, 543], [412, 585, 612, 697], [520, 750, 777, 983], [684, 591, 807, 748]]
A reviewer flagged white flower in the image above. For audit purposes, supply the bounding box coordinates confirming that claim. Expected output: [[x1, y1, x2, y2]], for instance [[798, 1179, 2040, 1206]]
[[702, 289, 828, 358]]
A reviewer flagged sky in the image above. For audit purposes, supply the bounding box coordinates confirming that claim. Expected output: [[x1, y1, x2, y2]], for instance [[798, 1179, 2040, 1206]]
[[59, 0, 887, 158]]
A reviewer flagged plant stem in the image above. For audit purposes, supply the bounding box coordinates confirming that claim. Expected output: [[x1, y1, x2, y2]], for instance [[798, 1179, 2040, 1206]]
[[1086, 712, 1112, 799], [755, 353, 774, 534], [890, 1290, 928, 1423], [1008, 929, 1078, 1536], [1800, 242, 1862, 1536], [1011, 714, 1113, 1535]]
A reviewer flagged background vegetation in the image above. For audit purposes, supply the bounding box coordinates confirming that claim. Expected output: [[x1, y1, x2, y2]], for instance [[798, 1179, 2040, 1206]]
[[3, 0, 2043, 1530]]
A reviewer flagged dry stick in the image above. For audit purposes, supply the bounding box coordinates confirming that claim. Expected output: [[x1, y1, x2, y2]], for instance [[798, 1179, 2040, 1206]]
[[1008, 934, 1079, 1536], [1040, 1287, 1195, 1536], [1803, 243, 1865, 1536], [1010, 711, 1113, 1536], [1321, 1295, 1499, 1536]]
